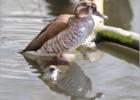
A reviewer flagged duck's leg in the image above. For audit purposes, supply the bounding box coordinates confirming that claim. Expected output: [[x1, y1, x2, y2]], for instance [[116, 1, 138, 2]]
[[53, 53, 70, 65]]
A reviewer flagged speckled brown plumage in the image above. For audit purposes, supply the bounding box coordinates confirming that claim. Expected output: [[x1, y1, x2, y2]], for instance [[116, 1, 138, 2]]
[[22, 1, 104, 54], [22, 15, 71, 52], [37, 16, 94, 53]]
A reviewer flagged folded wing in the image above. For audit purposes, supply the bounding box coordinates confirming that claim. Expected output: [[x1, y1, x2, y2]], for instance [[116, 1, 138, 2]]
[[22, 14, 72, 52]]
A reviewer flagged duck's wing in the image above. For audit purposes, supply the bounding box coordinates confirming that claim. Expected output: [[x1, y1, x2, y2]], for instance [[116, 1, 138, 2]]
[[22, 14, 72, 53]]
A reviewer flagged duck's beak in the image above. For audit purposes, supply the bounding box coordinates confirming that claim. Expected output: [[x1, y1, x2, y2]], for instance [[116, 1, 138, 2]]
[[94, 10, 108, 19]]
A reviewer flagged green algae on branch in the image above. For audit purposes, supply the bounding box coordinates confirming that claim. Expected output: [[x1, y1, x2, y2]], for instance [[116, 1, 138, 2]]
[[94, 24, 140, 50]]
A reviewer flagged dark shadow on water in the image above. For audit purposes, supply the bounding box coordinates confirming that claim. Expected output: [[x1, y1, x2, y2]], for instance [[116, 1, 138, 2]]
[[44, 0, 75, 16]]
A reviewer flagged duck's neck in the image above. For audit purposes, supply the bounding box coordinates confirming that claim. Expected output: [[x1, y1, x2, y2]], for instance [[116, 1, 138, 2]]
[[74, 15, 93, 23]]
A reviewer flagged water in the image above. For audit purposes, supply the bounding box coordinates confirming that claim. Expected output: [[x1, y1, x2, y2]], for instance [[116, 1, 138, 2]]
[[0, 0, 140, 100]]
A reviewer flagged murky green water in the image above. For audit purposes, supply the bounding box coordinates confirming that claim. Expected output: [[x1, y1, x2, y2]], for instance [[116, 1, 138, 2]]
[[0, 0, 140, 100]]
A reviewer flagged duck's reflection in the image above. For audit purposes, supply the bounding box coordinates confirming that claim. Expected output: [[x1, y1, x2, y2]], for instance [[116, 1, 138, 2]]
[[23, 52, 103, 100], [42, 62, 92, 99]]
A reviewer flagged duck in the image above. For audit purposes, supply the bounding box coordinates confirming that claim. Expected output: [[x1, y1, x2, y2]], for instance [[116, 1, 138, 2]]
[[21, 0, 105, 63]]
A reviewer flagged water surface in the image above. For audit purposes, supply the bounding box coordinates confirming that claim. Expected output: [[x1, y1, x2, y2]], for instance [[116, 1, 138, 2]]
[[0, 0, 140, 100]]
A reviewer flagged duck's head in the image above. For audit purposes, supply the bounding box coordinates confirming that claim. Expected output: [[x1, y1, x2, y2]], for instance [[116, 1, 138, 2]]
[[74, 0, 106, 18]]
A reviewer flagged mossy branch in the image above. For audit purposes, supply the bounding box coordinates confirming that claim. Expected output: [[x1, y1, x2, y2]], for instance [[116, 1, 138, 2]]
[[94, 24, 140, 50]]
